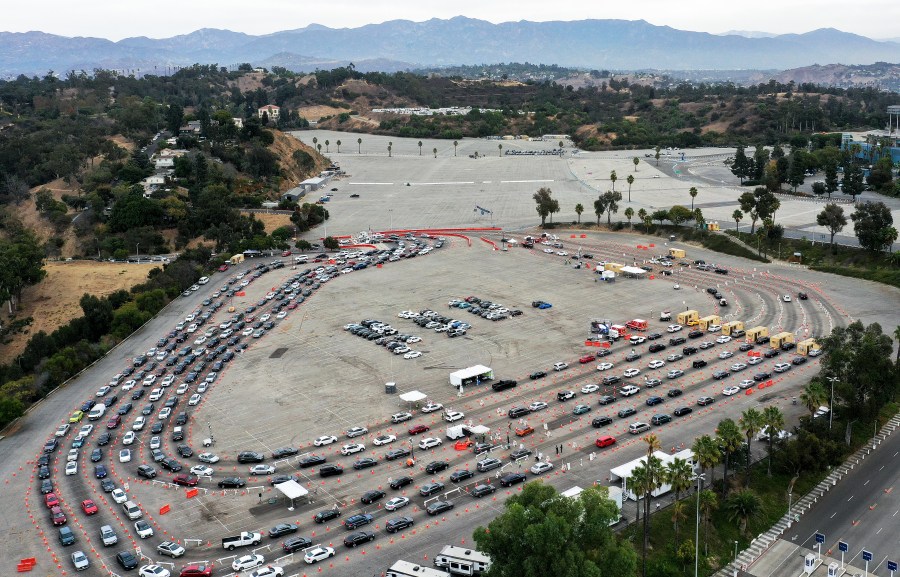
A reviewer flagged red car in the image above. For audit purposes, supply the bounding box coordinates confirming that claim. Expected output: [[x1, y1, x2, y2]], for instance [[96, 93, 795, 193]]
[[282, 250, 292, 257], [44, 493, 59, 509], [179, 565, 213, 577], [106, 415, 121, 429], [408, 424, 430, 436], [50, 506, 67, 526], [579, 354, 596, 364], [595, 436, 617, 448], [173, 474, 199, 487], [287, 303, 298, 310], [81, 499, 99, 515], [218, 265, 229, 272]]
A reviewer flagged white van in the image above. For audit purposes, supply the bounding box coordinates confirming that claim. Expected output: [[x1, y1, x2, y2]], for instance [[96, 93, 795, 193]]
[[197, 276, 209, 285], [294, 255, 308, 263], [122, 501, 142, 520], [87, 404, 107, 421]]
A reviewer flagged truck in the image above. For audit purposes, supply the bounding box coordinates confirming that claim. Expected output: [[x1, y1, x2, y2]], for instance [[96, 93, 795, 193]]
[[659, 310, 672, 322], [433, 546, 492, 576], [447, 425, 472, 440], [222, 531, 262, 550], [229, 254, 245, 265], [625, 319, 648, 332]]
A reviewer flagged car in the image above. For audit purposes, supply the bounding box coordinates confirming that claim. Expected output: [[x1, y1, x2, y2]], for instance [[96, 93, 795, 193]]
[[471, 484, 496, 498], [304, 546, 335, 564], [237, 451, 265, 463], [314, 435, 337, 447], [774, 362, 792, 373], [697, 396, 715, 406], [573, 404, 592, 415], [345, 426, 368, 438], [591, 415, 613, 428], [553, 362, 569, 371], [425, 460, 450, 474], [598, 395, 616, 405], [217, 477, 245, 488], [353, 457, 378, 470], [343, 513, 374, 530], [340, 443, 365, 456], [44, 492, 60, 509], [716, 335, 732, 344], [198, 452, 219, 464], [114, 551, 139, 571], [408, 424, 430, 435], [651, 414, 672, 426], [617, 407, 637, 418], [267, 523, 299, 539], [579, 354, 595, 364], [249, 464, 276, 476], [500, 472, 527, 487], [597, 362, 614, 371], [319, 465, 343, 478], [343, 531, 375, 548], [232, 554, 265, 571], [444, 410, 465, 422], [623, 368, 641, 378], [529, 371, 547, 380], [648, 359, 666, 370], [783, 294, 792, 302], [71, 550, 90, 571], [418, 437, 442, 450], [426, 500, 455, 515], [667, 324, 683, 333], [529, 400, 549, 411], [531, 461, 555, 475], [420, 481, 445, 496], [421, 402, 444, 413], [645, 395, 664, 406], [713, 370, 730, 380], [380, 495, 411, 512], [65, 461, 78, 476], [385, 516, 415, 533], [581, 383, 600, 394], [555, 390, 576, 403], [119, 449, 132, 463], [281, 535, 313, 554], [372, 434, 397, 446], [595, 435, 617, 448], [602, 375, 621, 386], [699, 341, 716, 349], [753, 371, 772, 381], [620, 385, 640, 396]]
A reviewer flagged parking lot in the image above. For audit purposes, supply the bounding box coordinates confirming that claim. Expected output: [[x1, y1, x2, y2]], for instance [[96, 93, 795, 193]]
[[3, 133, 900, 577]]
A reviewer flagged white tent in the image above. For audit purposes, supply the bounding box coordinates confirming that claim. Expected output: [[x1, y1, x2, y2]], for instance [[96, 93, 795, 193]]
[[399, 390, 428, 403], [274, 480, 309, 510], [449, 365, 494, 386], [609, 450, 695, 501], [620, 266, 647, 278]]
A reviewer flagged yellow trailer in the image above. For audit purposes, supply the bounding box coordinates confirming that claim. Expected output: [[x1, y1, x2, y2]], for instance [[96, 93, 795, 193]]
[[797, 338, 820, 356], [229, 254, 245, 265], [721, 321, 745, 336], [677, 310, 699, 326], [746, 326, 769, 343], [669, 248, 686, 259], [698, 315, 721, 331], [769, 331, 795, 349], [604, 262, 625, 273]]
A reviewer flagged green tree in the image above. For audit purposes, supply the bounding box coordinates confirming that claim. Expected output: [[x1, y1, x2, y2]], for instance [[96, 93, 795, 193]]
[[851, 201, 897, 253], [733, 209, 743, 232], [418, 140, 423, 156], [667, 205, 694, 225], [473, 482, 637, 577], [324, 139, 330, 152], [433, 147, 438, 158], [739, 408, 764, 485], [666, 457, 694, 541], [0, 397, 25, 428], [388, 142, 392, 157], [731, 145, 750, 184], [693, 434, 721, 487], [698, 489, 718, 556], [626, 174, 635, 202], [575, 203, 584, 224], [603, 190, 622, 226], [655, 146, 661, 166], [624, 207, 634, 228], [499, 143, 503, 157], [689, 187, 698, 211], [295, 239, 311, 251], [323, 236, 339, 250], [453, 140, 458, 156], [676, 539, 696, 572], [816, 203, 847, 253], [533, 187, 555, 227], [610, 170, 617, 192], [787, 153, 806, 192], [357, 137, 362, 153], [633, 157, 640, 172], [335, 139, 341, 152], [716, 418, 744, 494], [761, 406, 785, 476], [738, 191, 759, 234], [812, 181, 826, 196], [842, 161, 865, 200], [724, 489, 762, 536], [824, 161, 839, 198], [637, 208, 648, 227], [800, 380, 828, 418], [594, 196, 606, 226]]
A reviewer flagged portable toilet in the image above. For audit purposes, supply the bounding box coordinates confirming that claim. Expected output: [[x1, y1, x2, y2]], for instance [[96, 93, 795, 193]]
[[721, 321, 744, 336], [706, 222, 720, 231], [677, 310, 699, 326], [669, 248, 686, 259], [770, 331, 795, 349], [698, 315, 721, 331], [746, 326, 769, 343], [797, 338, 820, 356]]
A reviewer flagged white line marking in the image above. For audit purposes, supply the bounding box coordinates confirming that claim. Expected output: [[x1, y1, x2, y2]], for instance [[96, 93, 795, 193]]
[[500, 179, 555, 183], [349, 182, 393, 185]]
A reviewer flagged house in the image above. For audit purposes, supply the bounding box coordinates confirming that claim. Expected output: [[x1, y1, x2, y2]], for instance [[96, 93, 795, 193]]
[[232, 117, 244, 129], [281, 187, 306, 203], [179, 120, 202, 136], [154, 157, 174, 170], [298, 175, 330, 193], [257, 105, 280, 122]]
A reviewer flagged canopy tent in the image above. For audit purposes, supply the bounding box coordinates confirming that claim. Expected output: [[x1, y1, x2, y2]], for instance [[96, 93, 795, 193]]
[[609, 450, 695, 501], [449, 365, 494, 386], [274, 480, 310, 511], [620, 266, 647, 278], [399, 390, 428, 403]]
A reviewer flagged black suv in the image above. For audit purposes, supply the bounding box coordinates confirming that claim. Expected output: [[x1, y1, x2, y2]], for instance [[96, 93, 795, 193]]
[[648, 343, 666, 353], [471, 484, 496, 498], [492, 379, 517, 391], [692, 359, 708, 369], [237, 451, 265, 463], [137, 465, 157, 479], [314, 509, 342, 523], [450, 469, 474, 483], [669, 336, 686, 346], [283, 536, 313, 553], [507, 406, 531, 418], [592, 416, 613, 428], [682, 346, 698, 356], [425, 461, 450, 474]]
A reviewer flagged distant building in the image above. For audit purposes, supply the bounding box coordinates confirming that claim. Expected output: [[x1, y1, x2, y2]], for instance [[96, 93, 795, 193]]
[[232, 117, 244, 129], [281, 187, 306, 203], [258, 105, 280, 122]]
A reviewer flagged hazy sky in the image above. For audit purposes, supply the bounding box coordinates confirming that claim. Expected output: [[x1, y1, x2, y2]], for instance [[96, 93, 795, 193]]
[[4, 0, 899, 40]]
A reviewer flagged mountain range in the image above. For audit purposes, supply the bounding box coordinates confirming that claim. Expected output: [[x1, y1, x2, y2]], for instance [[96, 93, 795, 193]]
[[2, 17, 899, 77]]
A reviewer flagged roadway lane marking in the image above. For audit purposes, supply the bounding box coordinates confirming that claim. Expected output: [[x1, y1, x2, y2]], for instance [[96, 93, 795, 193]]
[[500, 179, 555, 183], [864, 479, 870, 486], [411, 181, 475, 185], [876, 527, 883, 534], [830, 512, 837, 518], [880, 465, 885, 470], [350, 182, 394, 185], [848, 495, 854, 501]]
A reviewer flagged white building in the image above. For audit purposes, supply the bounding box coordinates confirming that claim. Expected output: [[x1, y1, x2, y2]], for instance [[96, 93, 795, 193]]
[[258, 105, 280, 122]]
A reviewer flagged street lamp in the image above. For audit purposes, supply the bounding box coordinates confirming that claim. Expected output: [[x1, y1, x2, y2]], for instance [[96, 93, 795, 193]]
[[826, 376, 838, 430], [734, 540, 738, 562], [136, 242, 140, 259], [694, 473, 704, 577]]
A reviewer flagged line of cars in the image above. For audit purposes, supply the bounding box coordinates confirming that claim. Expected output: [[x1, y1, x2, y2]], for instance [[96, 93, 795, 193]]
[[400, 308, 474, 337], [344, 318, 424, 358]]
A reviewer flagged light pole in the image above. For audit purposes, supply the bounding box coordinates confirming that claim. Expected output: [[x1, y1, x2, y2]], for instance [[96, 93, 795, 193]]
[[734, 540, 738, 562], [136, 242, 140, 259], [694, 473, 704, 577], [826, 376, 838, 430], [389, 209, 393, 231]]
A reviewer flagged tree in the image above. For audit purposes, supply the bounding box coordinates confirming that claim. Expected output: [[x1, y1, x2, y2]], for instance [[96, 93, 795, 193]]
[[295, 239, 311, 251], [739, 408, 764, 485], [733, 209, 743, 232], [0, 397, 25, 429], [698, 489, 718, 556], [787, 153, 805, 192], [693, 434, 721, 487], [800, 380, 828, 418], [671, 501, 688, 545], [651, 209, 669, 226], [731, 145, 750, 184], [816, 203, 847, 253], [324, 139, 330, 152], [453, 140, 458, 156], [633, 157, 640, 172], [637, 208, 647, 227], [689, 187, 698, 211], [668, 205, 693, 225], [626, 174, 635, 202], [387, 144, 392, 157], [610, 170, 617, 192], [473, 482, 637, 577], [812, 181, 826, 196], [666, 457, 694, 541], [624, 207, 634, 228], [418, 141, 423, 156], [738, 191, 759, 234], [335, 139, 341, 153], [323, 236, 339, 250], [575, 203, 584, 224], [433, 147, 438, 158], [655, 146, 661, 166], [603, 190, 622, 226], [851, 202, 897, 253], [357, 137, 362, 153], [533, 187, 555, 227], [594, 196, 606, 226], [499, 143, 503, 157], [761, 406, 785, 476], [724, 489, 762, 536], [842, 161, 865, 201], [824, 161, 839, 198], [716, 419, 744, 494]]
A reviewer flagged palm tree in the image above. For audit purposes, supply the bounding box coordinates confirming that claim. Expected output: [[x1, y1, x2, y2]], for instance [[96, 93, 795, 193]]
[[453, 140, 458, 156], [893, 325, 900, 364], [693, 434, 721, 487], [689, 186, 698, 211], [637, 208, 648, 229], [357, 137, 362, 153], [594, 197, 606, 226], [716, 419, 744, 494], [666, 457, 694, 542], [739, 408, 764, 486], [575, 203, 584, 224], [631, 462, 650, 524], [418, 141, 423, 156], [433, 147, 437, 158], [724, 489, 762, 536], [312, 136, 318, 150], [317, 143, 322, 154], [655, 146, 661, 166], [610, 170, 617, 192], [626, 174, 635, 202], [800, 380, 828, 418], [699, 489, 718, 556], [498, 144, 503, 156], [761, 406, 785, 476], [388, 142, 392, 158], [336, 139, 341, 153], [733, 209, 743, 232], [624, 207, 634, 228], [325, 139, 330, 152], [671, 501, 688, 543], [633, 156, 640, 172]]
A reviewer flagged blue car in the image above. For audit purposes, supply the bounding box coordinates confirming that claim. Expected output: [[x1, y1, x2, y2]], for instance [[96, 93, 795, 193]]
[[94, 464, 108, 479], [539, 303, 552, 309]]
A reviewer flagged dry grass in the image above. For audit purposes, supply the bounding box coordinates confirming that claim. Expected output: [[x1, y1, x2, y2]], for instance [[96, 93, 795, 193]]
[[298, 105, 351, 121], [244, 211, 292, 234], [0, 261, 156, 360]]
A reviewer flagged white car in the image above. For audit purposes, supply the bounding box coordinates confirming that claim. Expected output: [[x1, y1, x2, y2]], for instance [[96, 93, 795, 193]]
[[55, 423, 71, 437], [314, 435, 337, 447], [71, 550, 90, 571], [731, 363, 748, 372], [79, 423, 94, 436], [67, 449, 79, 462], [623, 368, 641, 378], [197, 382, 209, 393], [406, 336, 421, 343], [529, 401, 548, 412], [232, 554, 265, 571], [143, 375, 157, 387], [65, 461, 78, 476], [111, 488, 128, 504], [149, 388, 163, 401], [813, 406, 830, 419], [783, 295, 792, 302], [96, 386, 111, 397], [242, 327, 254, 336], [773, 363, 792, 373], [756, 425, 793, 441], [193, 335, 207, 346], [160, 375, 175, 388], [543, 248, 554, 253], [158, 407, 171, 420], [340, 444, 365, 456], [249, 567, 284, 577], [707, 324, 722, 333], [553, 362, 569, 371], [620, 385, 641, 396], [134, 520, 154, 539], [667, 324, 683, 333], [648, 360, 666, 369], [121, 380, 137, 391], [346, 426, 368, 438], [404, 351, 422, 359], [122, 431, 136, 445], [418, 437, 442, 450], [304, 546, 335, 564], [138, 565, 170, 577], [557, 251, 568, 256], [260, 313, 271, 322], [175, 383, 189, 395], [219, 321, 233, 330], [373, 434, 397, 446], [747, 357, 763, 365], [581, 384, 600, 394], [739, 379, 756, 389], [716, 335, 732, 344], [421, 402, 444, 413], [666, 353, 683, 362], [186, 323, 198, 333], [630, 336, 646, 345], [718, 350, 734, 359], [198, 452, 219, 463], [190, 465, 214, 477], [393, 346, 411, 355], [722, 386, 741, 396], [150, 436, 161, 450], [597, 362, 614, 371], [276, 311, 287, 320], [249, 464, 275, 475], [444, 410, 465, 422], [188, 394, 202, 406], [384, 496, 410, 511], [667, 369, 684, 379], [434, 325, 449, 333], [530, 461, 554, 475]]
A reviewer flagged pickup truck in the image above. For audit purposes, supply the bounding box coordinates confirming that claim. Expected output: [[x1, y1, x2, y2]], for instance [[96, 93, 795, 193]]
[[222, 531, 262, 550]]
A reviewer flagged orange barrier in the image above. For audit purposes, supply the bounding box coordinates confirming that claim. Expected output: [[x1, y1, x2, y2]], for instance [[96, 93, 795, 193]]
[[16, 564, 32, 573], [342, 244, 377, 249], [159, 504, 171, 515], [440, 233, 471, 246], [480, 237, 498, 250], [185, 489, 199, 499]]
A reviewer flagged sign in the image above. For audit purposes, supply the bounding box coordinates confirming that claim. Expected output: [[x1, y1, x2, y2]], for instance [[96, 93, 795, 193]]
[[838, 541, 848, 552], [862, 550, 873, 562], [887, 560, 897, 571], [815, 533, 825, 544]]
